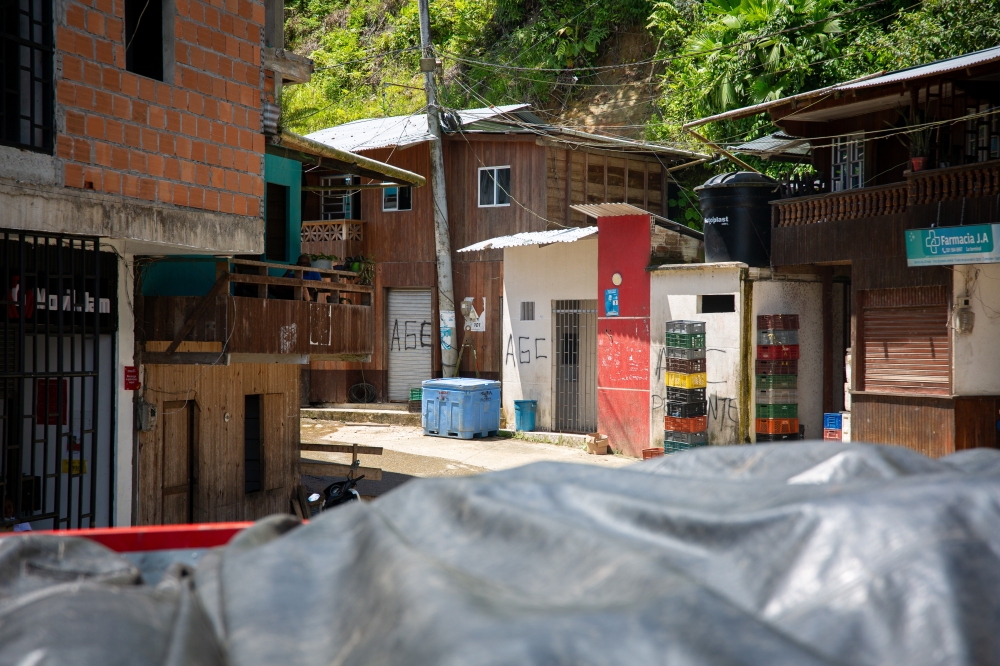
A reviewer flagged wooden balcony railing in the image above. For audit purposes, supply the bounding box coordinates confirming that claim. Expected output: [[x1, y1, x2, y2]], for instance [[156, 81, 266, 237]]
[[772, 159, 1000, 227], [141, 259, 374, 362], [772, 182, 907, 227], [907, 161, 1000, 205]]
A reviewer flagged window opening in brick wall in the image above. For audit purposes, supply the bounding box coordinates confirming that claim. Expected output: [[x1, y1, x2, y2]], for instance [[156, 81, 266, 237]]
[[244, 395, 262, 493], [0, 0, 53, 152], [383, 185, 411, 212], [519, 301, 535, 321], [699, 294, 735, 313], [265, 183, 289, 262], [125, 0, 164, 81]]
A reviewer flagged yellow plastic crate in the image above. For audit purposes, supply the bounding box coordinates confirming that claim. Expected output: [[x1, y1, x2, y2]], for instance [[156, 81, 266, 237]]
[[665, 371, 707, 389]]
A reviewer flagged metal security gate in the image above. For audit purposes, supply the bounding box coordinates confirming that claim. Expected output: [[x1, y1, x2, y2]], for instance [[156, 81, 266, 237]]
[[0, 231, 117, 530], [553, 300, 597, 433], [387, 289, 433, 402]]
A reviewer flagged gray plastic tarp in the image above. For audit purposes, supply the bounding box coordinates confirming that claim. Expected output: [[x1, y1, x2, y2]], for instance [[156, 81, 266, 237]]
[[2, 442, 1000, 665]]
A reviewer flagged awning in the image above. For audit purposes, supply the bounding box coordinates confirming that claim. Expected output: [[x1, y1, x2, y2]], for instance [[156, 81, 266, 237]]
[[570, 203, 704, 242], [266, 131, 426, 187]]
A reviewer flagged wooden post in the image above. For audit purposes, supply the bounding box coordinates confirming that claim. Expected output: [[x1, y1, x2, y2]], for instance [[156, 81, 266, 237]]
[[418, 0, 458, 377]]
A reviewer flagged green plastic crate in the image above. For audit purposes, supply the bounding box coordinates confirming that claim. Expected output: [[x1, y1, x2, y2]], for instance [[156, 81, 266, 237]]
[[755, 374, 798, 389], [755, 403, 799, 419], [664, 440, 708, 454], [409, 388, 423, 402], [665, 332, 706, 349]]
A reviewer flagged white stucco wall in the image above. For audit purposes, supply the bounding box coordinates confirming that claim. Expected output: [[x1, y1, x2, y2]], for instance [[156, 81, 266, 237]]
[[953, 263, 1000, 395], [650, 263, 744, 447], [649, 264, 825, 447], [751, 278, 823, 440], [501, 239, 598, 429], [105, 240, 136, 527]]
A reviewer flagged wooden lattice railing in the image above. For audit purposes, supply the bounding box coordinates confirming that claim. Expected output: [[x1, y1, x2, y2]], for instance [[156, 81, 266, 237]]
[[772, 182, 907, 227], [772, 159, 1000, 227]]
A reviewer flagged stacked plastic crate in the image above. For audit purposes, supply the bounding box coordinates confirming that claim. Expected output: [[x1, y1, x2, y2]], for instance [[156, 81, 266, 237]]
[[663, 321, 708, 453], [755, 314, 800, 442]]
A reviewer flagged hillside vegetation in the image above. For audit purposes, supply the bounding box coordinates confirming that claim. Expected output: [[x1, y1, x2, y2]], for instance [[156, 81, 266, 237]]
[[282, 0, 1000, 223]]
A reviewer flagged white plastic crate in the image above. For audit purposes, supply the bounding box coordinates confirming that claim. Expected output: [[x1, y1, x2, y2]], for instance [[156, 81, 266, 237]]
[[755, 388, 798, 405]]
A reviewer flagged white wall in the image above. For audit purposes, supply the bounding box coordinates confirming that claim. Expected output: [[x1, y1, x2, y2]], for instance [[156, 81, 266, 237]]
[[501, 240, 598, 429], [649, 264, 825, 447], [751, 278, 823, 440], [650, 263, 744, 447], [953, 263, 1000, 395], [105, 241, 135, 526]]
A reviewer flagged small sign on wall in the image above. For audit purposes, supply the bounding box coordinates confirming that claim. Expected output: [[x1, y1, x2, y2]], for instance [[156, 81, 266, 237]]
[[124, 366, 141, 391], [605, 288, 619, 317]]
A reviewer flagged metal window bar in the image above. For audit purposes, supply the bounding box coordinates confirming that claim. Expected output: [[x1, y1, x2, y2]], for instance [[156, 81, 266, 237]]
[[553, 300, 597, 434], [1, 231, 116, 530], [0, 0, 53, 151]]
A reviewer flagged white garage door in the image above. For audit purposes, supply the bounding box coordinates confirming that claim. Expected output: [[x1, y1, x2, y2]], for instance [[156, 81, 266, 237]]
[[387, 289, 433, 401]]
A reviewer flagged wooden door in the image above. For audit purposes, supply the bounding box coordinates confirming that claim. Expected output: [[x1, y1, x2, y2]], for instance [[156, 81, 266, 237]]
[[161, 400, 194, 524]]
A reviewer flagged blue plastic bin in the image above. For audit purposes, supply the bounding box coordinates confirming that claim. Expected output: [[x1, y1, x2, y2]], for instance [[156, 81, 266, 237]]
[[514, 400, 537, 432], [422, 378, 501, 439], [823, 413, 843, 430]]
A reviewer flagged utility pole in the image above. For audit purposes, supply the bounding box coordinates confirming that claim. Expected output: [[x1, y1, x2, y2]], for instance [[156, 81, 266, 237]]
[[417, 0, 458, 378]]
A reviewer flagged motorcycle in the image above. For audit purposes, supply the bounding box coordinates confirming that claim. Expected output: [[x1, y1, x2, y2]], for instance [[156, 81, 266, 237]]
[[307, 460, 365, 511]]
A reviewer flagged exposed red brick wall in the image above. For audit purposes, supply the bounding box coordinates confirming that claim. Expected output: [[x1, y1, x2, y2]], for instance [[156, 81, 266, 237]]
[[56, 0, 265, 216]]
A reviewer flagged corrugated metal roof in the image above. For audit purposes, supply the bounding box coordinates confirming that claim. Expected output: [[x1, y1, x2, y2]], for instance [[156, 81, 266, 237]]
[[457, 226, 598, 252], [570, 203, 651, 219], [306, 105, 530, 152], [732, 132, 811, 160], [686, 45, 1000, 128], [838, 45, 1000, 90]]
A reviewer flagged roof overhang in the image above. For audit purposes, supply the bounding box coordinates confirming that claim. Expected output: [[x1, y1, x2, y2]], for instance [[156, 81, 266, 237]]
[[457, 226, 598, 252], [571, 203, 705, 242], [266, 131, 426, 187]]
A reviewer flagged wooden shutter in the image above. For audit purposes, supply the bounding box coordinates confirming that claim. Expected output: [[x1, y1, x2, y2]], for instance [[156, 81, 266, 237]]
[[860, 287, 950, 395]]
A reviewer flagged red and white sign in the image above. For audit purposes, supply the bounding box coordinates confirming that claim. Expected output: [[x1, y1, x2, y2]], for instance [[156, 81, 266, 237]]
[[124, 366, 141, 391]]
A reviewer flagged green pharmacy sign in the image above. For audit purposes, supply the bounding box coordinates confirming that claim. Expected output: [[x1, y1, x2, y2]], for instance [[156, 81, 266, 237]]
[[905, 224, 1000, 266]]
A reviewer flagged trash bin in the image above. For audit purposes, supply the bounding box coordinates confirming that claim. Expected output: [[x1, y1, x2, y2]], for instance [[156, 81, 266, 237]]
[[422, 378, 500, 439], [514, 400, 537, 432]]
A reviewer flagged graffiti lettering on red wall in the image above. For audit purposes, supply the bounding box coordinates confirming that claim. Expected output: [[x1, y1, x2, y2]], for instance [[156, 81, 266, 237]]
[[505, 335, 548, 365], [390, 319, 433, 350]]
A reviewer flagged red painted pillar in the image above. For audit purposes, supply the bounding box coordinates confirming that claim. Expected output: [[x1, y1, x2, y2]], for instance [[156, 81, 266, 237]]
[[596, 214, 651, 457]]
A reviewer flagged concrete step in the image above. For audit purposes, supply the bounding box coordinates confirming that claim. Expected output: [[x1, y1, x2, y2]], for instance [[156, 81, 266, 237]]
[[497, 430, 591, 448], [301, 407, 421, 427], [311, 402, 410, 412]]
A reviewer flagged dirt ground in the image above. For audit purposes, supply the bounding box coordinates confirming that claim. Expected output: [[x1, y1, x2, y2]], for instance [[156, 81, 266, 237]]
[[300, 419, 634, 498]]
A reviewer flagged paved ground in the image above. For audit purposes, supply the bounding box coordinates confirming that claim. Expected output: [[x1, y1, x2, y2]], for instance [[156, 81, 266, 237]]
[[300, 419, 633, 498]]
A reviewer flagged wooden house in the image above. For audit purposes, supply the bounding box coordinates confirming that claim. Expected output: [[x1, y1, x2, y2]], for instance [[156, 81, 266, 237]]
[[690, 46, 1000, 456], [301, 106, 707, 403]]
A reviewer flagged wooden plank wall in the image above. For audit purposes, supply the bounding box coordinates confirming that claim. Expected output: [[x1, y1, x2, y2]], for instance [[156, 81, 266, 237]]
[[452, 260, 503, 378], [138, 363, 300, 524], [851, 393, 956, 458]]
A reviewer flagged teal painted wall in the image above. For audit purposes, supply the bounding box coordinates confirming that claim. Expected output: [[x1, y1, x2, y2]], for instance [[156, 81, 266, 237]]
[[142, 155, 304, 296], [265, 153, 303, 268]]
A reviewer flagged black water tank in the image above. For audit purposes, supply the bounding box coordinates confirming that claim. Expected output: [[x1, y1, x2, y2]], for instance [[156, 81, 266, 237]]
[[695, 172, 780, 267]]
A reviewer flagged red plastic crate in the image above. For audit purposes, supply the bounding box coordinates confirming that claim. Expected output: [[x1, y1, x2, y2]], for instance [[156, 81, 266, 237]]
[[664, 415, 707, 433], [823, 428, 843, 441], [757, 314, 799, 330], [642, 447, 665, 460], [755, 359, 798, 375], [755, 417, 799, 435], [757, 344, 800, 360]]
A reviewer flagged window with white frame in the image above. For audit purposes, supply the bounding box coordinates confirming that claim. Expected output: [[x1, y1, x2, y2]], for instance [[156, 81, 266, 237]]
[[382, 185, 412, 211], [321, 176, 353, 220], [478, 166, 511, 207], [831, 134, 864, 191]]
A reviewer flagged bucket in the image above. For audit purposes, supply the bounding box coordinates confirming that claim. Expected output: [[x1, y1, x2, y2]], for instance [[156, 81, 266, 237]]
[[513, 400, 537, 432]]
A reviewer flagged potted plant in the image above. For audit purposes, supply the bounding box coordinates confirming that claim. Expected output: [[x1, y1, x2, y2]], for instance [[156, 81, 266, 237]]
[[309, 253, 337, 270], [898, 107, 933, 172]]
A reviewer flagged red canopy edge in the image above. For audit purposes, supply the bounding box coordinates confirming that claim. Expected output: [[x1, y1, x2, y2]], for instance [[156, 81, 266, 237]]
[[0, 522, 255, 552]]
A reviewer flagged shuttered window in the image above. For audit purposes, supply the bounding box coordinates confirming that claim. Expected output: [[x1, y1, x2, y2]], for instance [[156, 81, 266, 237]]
[[860, 287, 950, 396]]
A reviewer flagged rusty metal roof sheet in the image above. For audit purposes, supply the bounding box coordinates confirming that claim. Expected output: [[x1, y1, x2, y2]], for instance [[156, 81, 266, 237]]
[[457, 226, 598, 252], [570, 203, 652, 219]]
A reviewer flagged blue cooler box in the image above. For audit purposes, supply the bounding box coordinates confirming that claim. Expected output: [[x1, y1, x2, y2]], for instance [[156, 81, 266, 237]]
[[422, 378, 501, 439]]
